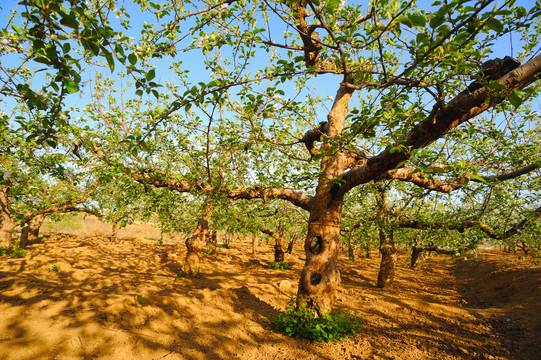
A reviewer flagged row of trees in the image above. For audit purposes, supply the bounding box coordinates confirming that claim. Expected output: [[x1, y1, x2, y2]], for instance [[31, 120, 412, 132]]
[[1, 0, 541, 315]]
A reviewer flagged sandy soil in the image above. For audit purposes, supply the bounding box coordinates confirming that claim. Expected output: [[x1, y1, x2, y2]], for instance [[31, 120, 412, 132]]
[[0, 234, 539, 360]]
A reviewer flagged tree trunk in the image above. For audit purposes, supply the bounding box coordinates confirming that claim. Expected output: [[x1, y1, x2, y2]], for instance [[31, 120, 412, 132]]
[[411, 244, 423, 269], [286, 239, 294, 254], [297, 84, 353, 316], [377, 229, 397, 288], [348, 245, 356, 260], [0, 218, 15, 247], [208, 229, 217, 253], [346, 228, 355, 259], [19, 214, 46, 248], [110, 221, 119, 242], [273, 224, 286, 263], [0, 186, 15, 247], [274, 244, 285, 263], [251, 234, 258, 256], [184, 217, 208, 276], [297, 204, 343, 316]]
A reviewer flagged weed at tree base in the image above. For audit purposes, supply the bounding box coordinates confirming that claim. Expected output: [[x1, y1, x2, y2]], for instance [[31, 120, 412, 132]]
[[134, 295, 145, 304], [267, 299, 362, 342]]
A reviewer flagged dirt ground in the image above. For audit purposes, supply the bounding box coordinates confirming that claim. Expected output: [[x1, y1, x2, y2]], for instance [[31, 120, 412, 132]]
[[0, 234, 540, 360]]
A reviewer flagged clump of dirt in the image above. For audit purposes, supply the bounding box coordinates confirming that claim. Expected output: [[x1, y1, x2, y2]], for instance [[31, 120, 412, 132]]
[[0, 234, 539, 359]]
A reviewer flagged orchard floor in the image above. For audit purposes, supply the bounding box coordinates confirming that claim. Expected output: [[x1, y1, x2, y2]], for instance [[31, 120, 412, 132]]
[[0, 234, 540, 360]]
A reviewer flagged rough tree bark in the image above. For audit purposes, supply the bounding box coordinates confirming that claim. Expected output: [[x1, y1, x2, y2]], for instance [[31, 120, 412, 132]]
[[19, 214, 45, 248], [375, 186, 397, 288], [377, 228, 397, 288], [0, 186, 16, 247], [184, 217, 208, 276]]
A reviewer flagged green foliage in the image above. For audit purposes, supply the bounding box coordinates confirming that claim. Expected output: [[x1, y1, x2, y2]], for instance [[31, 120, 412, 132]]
[[268, 299, 362, 342], [48, 264, 60, 272], [134, 295, 145, 304], [219, 243, 230, 249], [0, 244, 27, 258], [268, 261, 292, 270]]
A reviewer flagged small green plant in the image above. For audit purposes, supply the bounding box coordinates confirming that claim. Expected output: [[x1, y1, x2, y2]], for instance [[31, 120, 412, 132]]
[[268, 299, 362, 342], [177, 270, 185, 278], [48, 264, 60, 272], [348, 257, 356, 261], [0, 244, 27, 258], [134, 295, 145, 304], [204, 248, 215, 255], [219, 243, 230, 249], [268, 261, 291, 270]]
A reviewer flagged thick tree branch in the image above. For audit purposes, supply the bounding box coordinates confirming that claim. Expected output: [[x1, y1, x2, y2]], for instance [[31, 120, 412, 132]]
[[91, 144, 313, 210], [25, 180, 100, 221], [342, 53, 541, 193], [398, 206, 541, 240], [386, 163, 540, 193]]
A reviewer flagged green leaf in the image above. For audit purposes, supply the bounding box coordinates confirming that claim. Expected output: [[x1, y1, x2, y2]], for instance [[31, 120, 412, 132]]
[[508, 90, 523, 108], [408, 13, 426, 27], [102, 48, 115, 72], [429, 14, 445, 29], [146, 69, 156, 81], [64, 79, 79, 94], [120, 220, 127, 228], [326, 0, 341, 10], [398, 16, 413, 28], [60, 14, 79, 30], [469, 173, 487, 183], [128, 53, 137, 65], [485, 18, 503, 32]]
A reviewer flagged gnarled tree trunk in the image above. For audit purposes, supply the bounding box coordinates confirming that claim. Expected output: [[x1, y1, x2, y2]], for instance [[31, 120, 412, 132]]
[[297, 199, 344, 316], [297, 85, 353, 316], [184, 217, 208, 276], [19, 214, 45, 248]]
